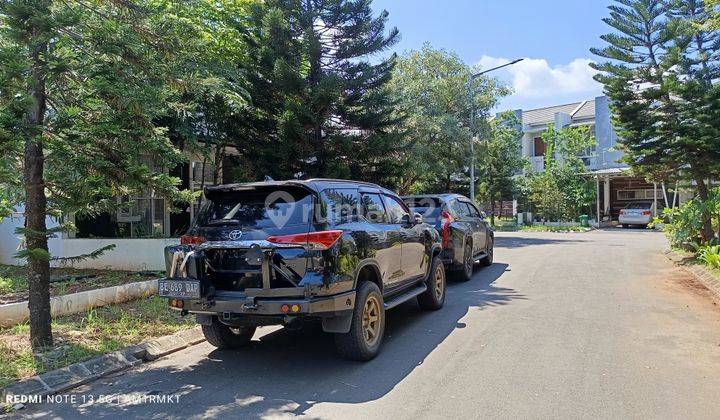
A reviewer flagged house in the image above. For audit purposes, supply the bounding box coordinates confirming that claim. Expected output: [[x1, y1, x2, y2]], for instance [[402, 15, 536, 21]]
[[0, 147, 240, 271], [514, 96, 690, 225]]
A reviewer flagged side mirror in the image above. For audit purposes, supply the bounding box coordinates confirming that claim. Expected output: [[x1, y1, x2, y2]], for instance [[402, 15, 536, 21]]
[[479, 211, 487, 220], [413, 212, 423, 225]]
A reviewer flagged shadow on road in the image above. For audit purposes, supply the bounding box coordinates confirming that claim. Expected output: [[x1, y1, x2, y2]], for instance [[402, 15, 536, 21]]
[[53, 263, 523, 418], [495, 235, 587, 249]]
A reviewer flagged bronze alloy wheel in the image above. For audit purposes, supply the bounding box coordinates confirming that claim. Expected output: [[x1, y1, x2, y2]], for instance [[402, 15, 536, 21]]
[[362, 295, 382, 346], [434, 264, 445, 301]]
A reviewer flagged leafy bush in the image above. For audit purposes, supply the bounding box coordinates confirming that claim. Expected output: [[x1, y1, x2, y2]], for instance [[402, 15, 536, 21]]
[[528, 166, 595, 222], [661, 187, 720, 248], [697, 245, 720, 270], [661, 201, 706, 247], [526, 124, 596, 222]]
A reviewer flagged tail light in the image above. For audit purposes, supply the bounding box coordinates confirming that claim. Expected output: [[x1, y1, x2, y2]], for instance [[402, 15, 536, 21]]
[[441, 211, 454, 248], [181, 235, 206, 245], [267, 230, 343, 251], [619, 209, 626, 215], [642, 210, 652, 216]]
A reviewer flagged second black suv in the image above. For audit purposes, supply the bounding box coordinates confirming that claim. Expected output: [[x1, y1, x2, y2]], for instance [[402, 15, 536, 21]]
[[403, 194, 494, 281], [159, 179, 444, 360]]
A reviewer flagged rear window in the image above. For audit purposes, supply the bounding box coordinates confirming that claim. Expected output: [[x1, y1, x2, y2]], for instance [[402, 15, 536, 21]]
[[404, 197, 442, 223], [196, 187, 314, 229], [625, 202, 652, 209]]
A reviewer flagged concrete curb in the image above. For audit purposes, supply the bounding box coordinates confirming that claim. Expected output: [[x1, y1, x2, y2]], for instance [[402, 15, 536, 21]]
[[0, 279, 158, 328], [1, 326, 204, 407], [664, 250, 720, 300]]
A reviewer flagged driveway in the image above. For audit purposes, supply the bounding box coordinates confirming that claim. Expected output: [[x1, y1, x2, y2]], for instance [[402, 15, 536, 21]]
[[20, 229, 720, 419]]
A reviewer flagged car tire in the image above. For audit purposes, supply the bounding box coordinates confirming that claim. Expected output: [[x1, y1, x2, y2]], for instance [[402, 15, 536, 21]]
[[202, 317, 256, 349], [455, 241, 474, 282], [335, 281, 385, 361], [418, 256, 446, 310], [480, 237, 494, 267]]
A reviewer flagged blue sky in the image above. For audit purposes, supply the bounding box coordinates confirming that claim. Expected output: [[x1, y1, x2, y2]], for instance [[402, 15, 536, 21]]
[[372, 0, 613, 111]]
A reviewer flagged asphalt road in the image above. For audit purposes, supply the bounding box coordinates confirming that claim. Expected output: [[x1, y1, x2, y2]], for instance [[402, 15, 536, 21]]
[[19, 229, 720, 419]]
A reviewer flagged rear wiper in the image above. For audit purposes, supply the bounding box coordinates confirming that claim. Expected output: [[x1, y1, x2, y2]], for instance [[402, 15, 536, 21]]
[[207, 219, 241, 226]]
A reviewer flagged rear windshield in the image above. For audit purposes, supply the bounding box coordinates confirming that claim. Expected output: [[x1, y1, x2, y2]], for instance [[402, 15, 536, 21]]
[[625, 202, 652, 209], [196, 187, 314, 229], [403, 197, 442, 223]]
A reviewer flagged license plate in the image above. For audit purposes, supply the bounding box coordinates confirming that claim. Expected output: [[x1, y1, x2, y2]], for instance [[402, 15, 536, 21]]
[[158, 279, 201, 299]]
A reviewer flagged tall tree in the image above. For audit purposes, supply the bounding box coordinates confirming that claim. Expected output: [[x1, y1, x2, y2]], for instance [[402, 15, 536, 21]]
[[476, 111, 524, 225], [385, 44, 508, 194], [707, 0, 720, 29], [0, 0, 233, 347], [243, 0, 403, 182], [592, 0, 720, 243]]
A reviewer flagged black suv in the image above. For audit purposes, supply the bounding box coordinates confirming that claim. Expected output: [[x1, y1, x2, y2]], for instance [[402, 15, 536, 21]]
[[403, 194, 494, 281], [160, 179, 445, 360]]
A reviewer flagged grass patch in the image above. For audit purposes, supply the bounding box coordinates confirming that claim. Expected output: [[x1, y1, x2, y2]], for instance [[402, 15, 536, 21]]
[[491, 219, 520, 232], [0, 296, 194, 389], [520, 225, 590, 233], [0, 264, 160, 304]]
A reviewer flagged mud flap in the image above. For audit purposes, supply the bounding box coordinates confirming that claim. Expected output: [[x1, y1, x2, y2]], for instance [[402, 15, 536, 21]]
[[321, 312, 353, 333], [195, 314, 213, 326]]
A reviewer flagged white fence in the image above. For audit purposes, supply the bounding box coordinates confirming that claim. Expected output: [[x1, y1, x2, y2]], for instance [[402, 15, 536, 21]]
[[0, 211, 177, 271]]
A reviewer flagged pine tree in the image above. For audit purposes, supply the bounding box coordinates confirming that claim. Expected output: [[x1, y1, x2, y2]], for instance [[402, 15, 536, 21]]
[[477, 112, 525, 225], [0, 0, 222, 347], [244, 0, 402, 182], [592, 0, 720, 243]]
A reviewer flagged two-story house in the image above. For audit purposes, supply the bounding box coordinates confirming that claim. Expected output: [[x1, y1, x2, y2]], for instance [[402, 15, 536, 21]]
[[515, 96, 685, 225]]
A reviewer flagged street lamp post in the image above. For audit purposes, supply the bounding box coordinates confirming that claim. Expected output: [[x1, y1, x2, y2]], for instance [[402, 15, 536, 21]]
[[468, 58, 524, 203]]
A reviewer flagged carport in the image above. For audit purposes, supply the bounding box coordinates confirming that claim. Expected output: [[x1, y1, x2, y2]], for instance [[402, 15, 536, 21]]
[[588, 168, 662, 226]]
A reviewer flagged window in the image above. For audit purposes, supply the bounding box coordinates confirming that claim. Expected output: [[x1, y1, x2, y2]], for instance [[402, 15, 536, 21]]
[[533, 137, 546, 157], [451, 200, 472, 218], [625, 202, 653, 209], [361, 193, 387, 223], [190, 161, 218, 223], [405, 197, 442, 224], [191, 161, 216, 186], [321, 189, 360, 225], [115, 157, 168, 237], [465, 202, 482, 218], [617, 189, 663, 201], [196, 187, 314, 229], [383, 194, 410, 224]]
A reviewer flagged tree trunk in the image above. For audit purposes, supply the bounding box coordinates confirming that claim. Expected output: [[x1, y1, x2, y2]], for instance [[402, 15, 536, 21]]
[[695, 177, 715, 244], [25, 35, 52, 349]]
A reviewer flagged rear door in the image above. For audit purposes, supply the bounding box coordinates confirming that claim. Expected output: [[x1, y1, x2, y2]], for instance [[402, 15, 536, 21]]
[[465, 201, 488, 253], [383, 193, 427, 282], [360, 191, 404, 286], [191, 185, 315, 291], [449, 200, 476, 255]]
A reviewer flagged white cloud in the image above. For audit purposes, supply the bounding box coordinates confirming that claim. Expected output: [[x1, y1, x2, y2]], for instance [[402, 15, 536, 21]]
[[477, 56, 603, 108]]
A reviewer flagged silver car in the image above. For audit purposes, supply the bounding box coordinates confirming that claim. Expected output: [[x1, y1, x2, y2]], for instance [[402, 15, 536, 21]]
[[619, 202, 654, 228]]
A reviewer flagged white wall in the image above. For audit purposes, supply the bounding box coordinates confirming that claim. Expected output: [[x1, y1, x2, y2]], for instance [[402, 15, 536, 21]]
[[0, 210, 178, 271]]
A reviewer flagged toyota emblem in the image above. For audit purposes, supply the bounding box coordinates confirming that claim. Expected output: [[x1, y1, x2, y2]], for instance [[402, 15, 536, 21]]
[[227, 230, 243, 240]]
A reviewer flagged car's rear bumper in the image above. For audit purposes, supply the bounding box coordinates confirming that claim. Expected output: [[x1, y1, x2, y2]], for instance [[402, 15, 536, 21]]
[[170, 289, 356, 318], [619, 215, 652, 225]]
